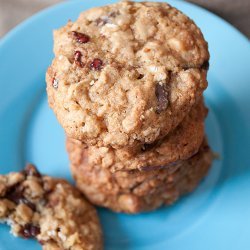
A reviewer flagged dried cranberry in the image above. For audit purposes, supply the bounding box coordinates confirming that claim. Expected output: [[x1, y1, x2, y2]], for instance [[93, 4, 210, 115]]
[[74, 51, 84, 67], [24, 164, 41, 178], [29, 225, 40, 237], [155, 82, 168, 114], [90, 58, 103, 71], [72, 31, 90, 44], [20, 224, 40, 238]]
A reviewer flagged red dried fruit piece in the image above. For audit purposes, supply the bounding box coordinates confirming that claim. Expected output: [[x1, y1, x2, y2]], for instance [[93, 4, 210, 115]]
[[72, 31, 90, 44], [90, 58, 103, 71], [20, 224, 40, 238], [155, 81, 169, 114], [74, 51, 84, 67]]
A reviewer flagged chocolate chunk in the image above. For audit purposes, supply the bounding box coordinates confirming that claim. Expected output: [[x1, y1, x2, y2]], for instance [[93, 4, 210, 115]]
[[137, 74, 144, 80], [24, 164, 41, 178], [20, 224, 40, 238], [155, 82, 168, 114], [6, 185, 36, 211], [72, 31, 90, 44], [90, 58, 103, 71], [74, 51, 84, 67], [141, 137, 165, 152], [182, 65, 191, 70], [141, 142, 158, 152], [6, 186, 23, 204], [201, 61, 209, 70]]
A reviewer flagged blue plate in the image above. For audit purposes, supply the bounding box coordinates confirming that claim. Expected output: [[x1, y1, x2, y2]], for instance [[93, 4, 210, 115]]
[[0, 0, 250, 249]]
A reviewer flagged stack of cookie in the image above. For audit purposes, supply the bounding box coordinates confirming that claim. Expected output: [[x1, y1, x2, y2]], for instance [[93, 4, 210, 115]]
[[46, 1, 213, 213]]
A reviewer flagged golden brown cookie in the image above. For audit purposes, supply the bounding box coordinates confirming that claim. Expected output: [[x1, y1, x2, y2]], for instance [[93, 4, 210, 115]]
[[68, 140, 213, 213], [0, 164, 102, 250], [66, 99, 207, 172], [47, 1, 209, 148]]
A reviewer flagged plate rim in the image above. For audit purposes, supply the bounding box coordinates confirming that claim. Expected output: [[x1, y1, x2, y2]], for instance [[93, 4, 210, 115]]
[[0, 1, 250, 250]]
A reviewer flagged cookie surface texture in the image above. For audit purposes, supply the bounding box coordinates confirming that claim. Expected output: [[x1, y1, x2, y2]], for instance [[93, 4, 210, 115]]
[[47, 1, 209, 148]]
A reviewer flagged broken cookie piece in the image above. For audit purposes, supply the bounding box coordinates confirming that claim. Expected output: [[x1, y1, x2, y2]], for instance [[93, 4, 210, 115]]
[[0, 164, 102, 250]]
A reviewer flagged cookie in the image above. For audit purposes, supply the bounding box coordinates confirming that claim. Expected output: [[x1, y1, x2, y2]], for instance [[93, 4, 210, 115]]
[[66, 99, 207, 172], [46, 1, 209, 148], [0, 164, 102, 250], [68, 140, 213, 213]]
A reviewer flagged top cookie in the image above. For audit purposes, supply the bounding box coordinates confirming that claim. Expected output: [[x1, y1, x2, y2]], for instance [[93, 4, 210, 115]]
[[46, 1, 209, 148]]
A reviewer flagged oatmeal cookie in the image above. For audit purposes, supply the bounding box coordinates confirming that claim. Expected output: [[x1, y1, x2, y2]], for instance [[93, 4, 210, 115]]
[[66, 99, 207, 172], [68, 140, 213, 213], [47, 1, 209, 148], [0, 164, 102, 250]]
